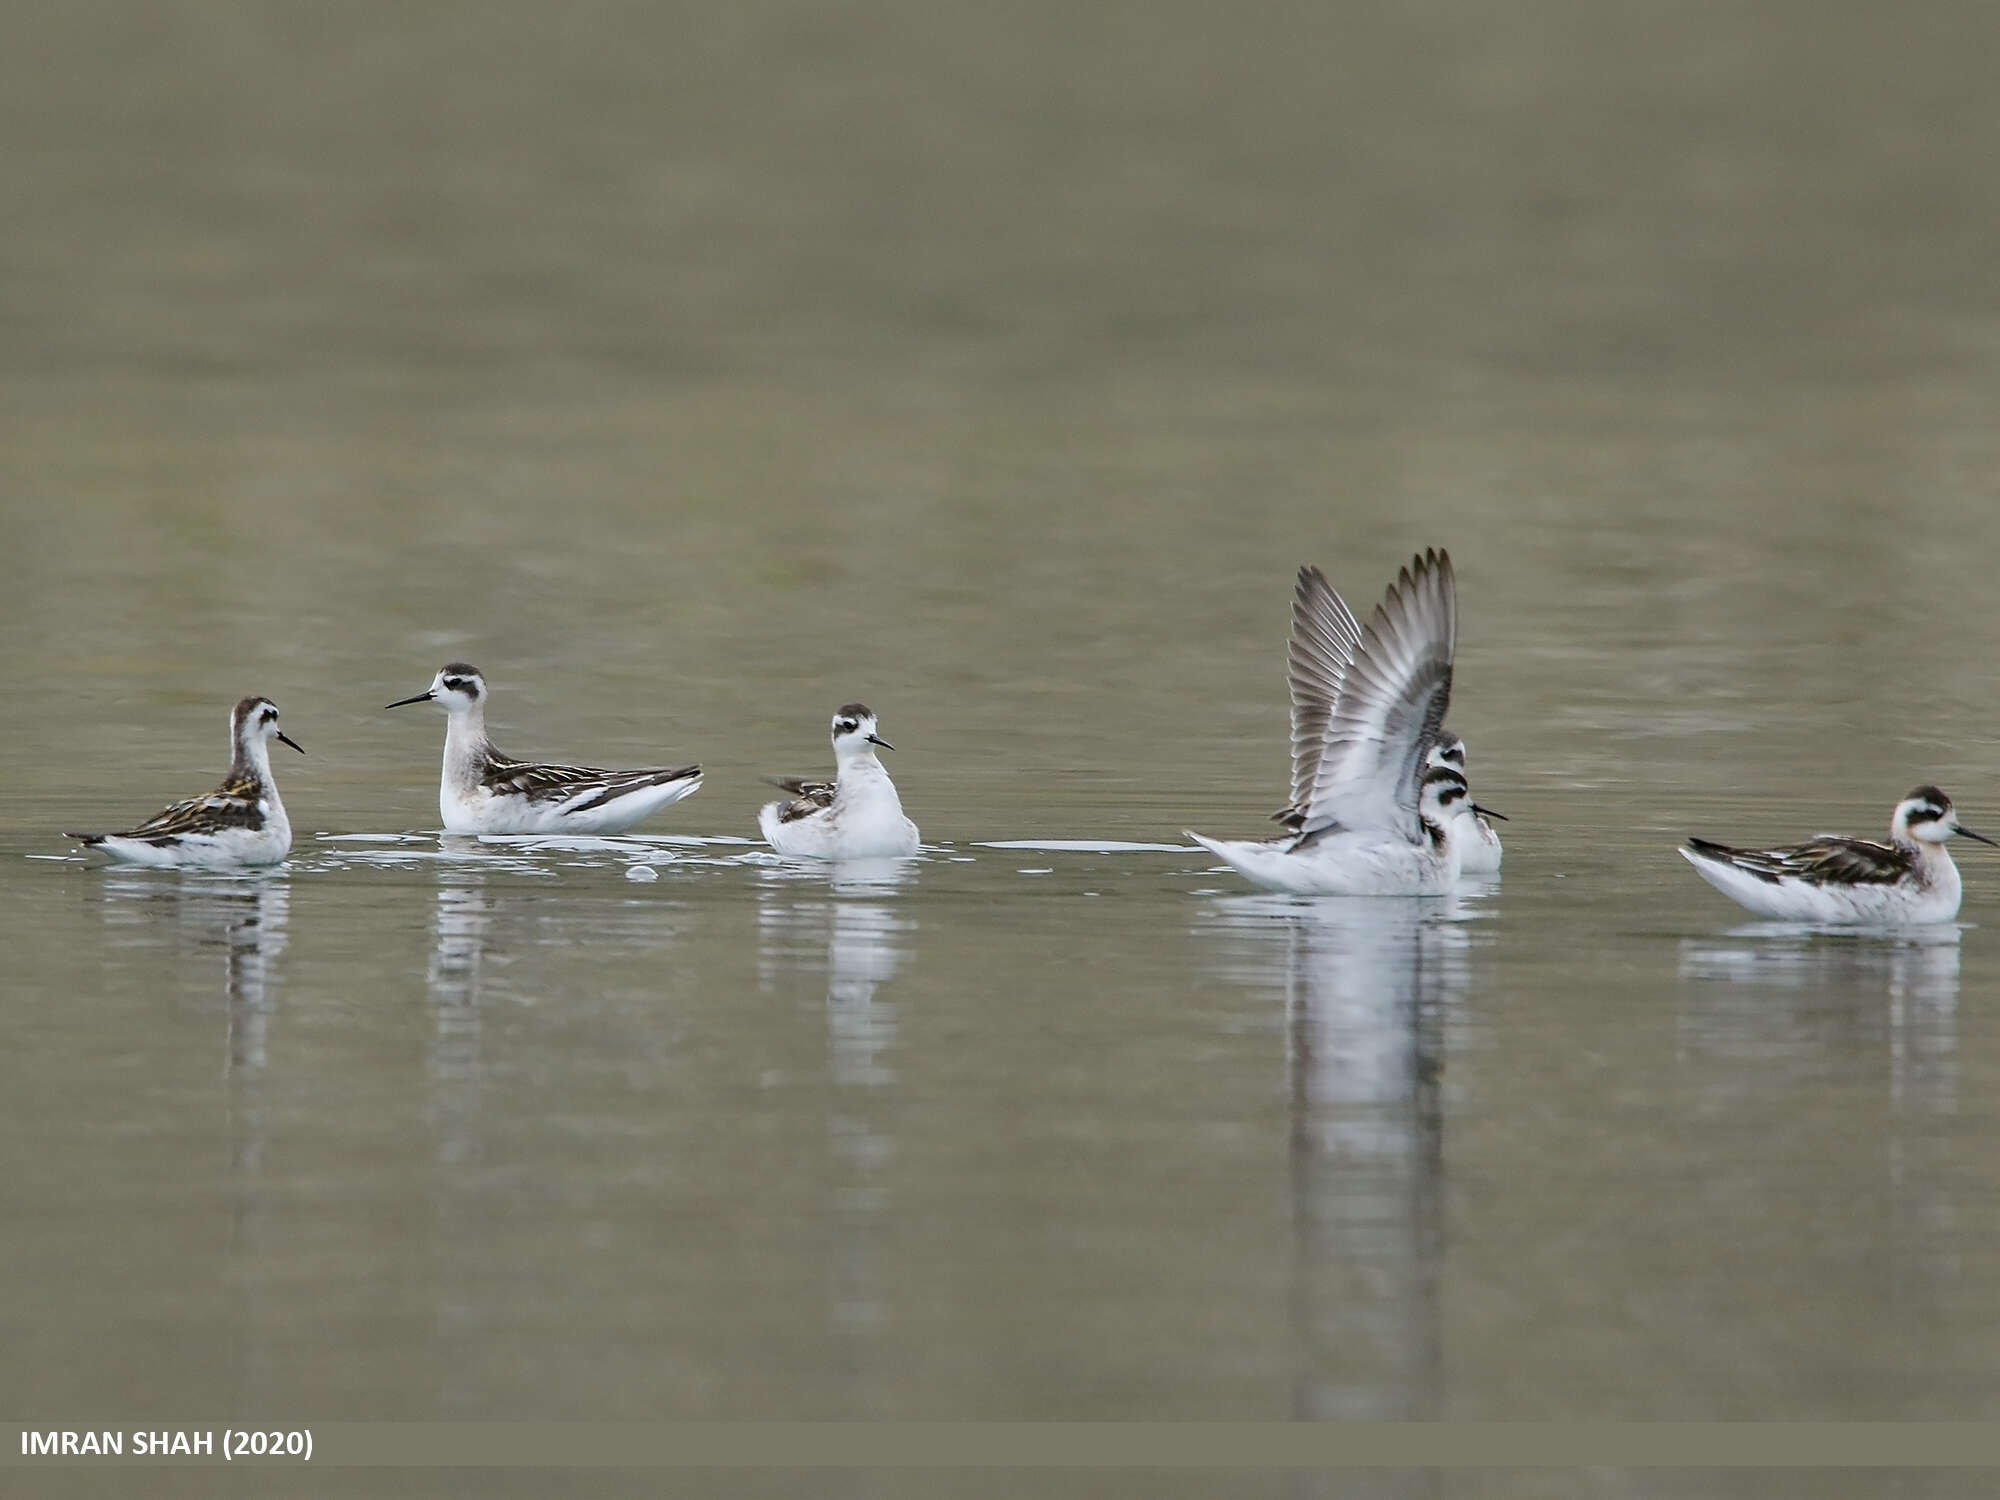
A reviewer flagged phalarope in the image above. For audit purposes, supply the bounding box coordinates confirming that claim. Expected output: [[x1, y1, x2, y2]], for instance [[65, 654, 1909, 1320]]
[[1267, 564, 1503, 858], [1430, 734, 1505, 873], [759, 704, 920, 859], [1190, 549, 1473, 895], [386, 663, 702, 835], [68, 696, 303, 868], [1681, 785, 1994, 925]]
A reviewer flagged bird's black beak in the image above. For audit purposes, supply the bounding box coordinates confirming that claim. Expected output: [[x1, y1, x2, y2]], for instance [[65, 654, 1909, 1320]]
[[384, 691, 435, 710], [1472, 803, 1509, 822], [867, 734, 895, 751], [276, 731, 305, 755], [1958, 824, 1998, 847]]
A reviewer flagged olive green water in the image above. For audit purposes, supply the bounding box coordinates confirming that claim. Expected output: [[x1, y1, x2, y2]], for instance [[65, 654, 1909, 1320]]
[[6, 2, 2000, 1490]]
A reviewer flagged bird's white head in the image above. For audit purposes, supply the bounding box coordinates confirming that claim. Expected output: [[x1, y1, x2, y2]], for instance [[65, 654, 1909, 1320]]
[[830, 702, 893, 762], [1895, 785, 1996, 847], [1427, 734, 1467, 773], [232, 695, 304, 760], [1418, 763, 1470, 834], [386, 662, 487, 716], [1423, 733, 1506, 825]]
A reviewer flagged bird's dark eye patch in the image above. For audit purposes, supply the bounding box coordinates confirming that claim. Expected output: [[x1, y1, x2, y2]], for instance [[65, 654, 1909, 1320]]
[[1439, 786, 1465, 806], [1913, 806, 1947, 823], [443, 677, 472, 692], [261, 709, 277, 722], [834, 719, 859, 735]]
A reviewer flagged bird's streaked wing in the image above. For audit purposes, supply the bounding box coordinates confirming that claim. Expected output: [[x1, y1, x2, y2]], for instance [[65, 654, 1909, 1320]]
[[120, 772, 266, 840], [485, 754, 700, 810], [761, 775, 835, 824], [1685, 835, 1912, 886]]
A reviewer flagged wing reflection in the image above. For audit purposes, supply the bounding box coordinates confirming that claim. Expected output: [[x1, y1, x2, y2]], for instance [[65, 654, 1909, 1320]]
[[1198, 893, 1479, 1420]]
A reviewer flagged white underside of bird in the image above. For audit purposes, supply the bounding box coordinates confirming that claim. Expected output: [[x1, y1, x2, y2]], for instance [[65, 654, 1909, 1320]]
[[1453, 809, 1503, 874], [1188, 822, 1462, 896], [88, 815, 291, 869]]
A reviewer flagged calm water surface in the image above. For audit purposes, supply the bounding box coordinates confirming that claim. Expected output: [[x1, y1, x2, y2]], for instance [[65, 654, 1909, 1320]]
[[6, 2, 2000, 1484]]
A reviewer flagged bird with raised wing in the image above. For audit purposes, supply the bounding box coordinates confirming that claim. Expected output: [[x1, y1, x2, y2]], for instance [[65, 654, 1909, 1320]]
[[1190, 549, 1475, 895]]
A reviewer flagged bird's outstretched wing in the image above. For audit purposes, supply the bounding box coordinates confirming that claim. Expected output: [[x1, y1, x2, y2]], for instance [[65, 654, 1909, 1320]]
[[1272, 564, 1366, 832], [1300, 548, 1456, 840]]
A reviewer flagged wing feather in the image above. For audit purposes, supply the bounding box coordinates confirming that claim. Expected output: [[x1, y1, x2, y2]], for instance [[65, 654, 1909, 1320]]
[[1300, 548, 1456, 839], [761, 775, 835, 824], [484, 754, 699, 810], [111, 771, 266, 841], [1686, 835, 1911, 886], [1275, 564, 1365, 828]]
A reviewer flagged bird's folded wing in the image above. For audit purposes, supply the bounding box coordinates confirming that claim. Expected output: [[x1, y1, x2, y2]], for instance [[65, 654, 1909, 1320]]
[[121, 773, 265, 839], [761, 776, 835, 822], [1692, 835, 1910, 886], [485, 756, 698, 807]]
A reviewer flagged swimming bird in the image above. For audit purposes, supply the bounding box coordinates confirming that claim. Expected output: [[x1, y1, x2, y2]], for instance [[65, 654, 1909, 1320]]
[[1190, 549, 1472, 895], [385, 663, 701, 835], [68, 696, 302, 867], [1680, 785, 1993, 925], [1267, 565, 1504, 867], [759, 704, 920, 859]]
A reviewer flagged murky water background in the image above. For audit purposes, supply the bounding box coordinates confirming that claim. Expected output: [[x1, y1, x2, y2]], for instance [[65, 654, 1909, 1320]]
[[7, 0, 2000, 1472]]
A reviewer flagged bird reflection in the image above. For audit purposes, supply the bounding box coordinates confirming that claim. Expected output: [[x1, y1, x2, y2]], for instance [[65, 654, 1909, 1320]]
[[1199, 892, 1478, 1421], [825, 881, 907, 1091], [1678, 925, 1962, 1312], [1676, 925, 1960, 1103], [100, 869, 290, 1076], [428, 873, 497, 1086], [96, 868, 293, 1397], [757, 859, 914, 1395]]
